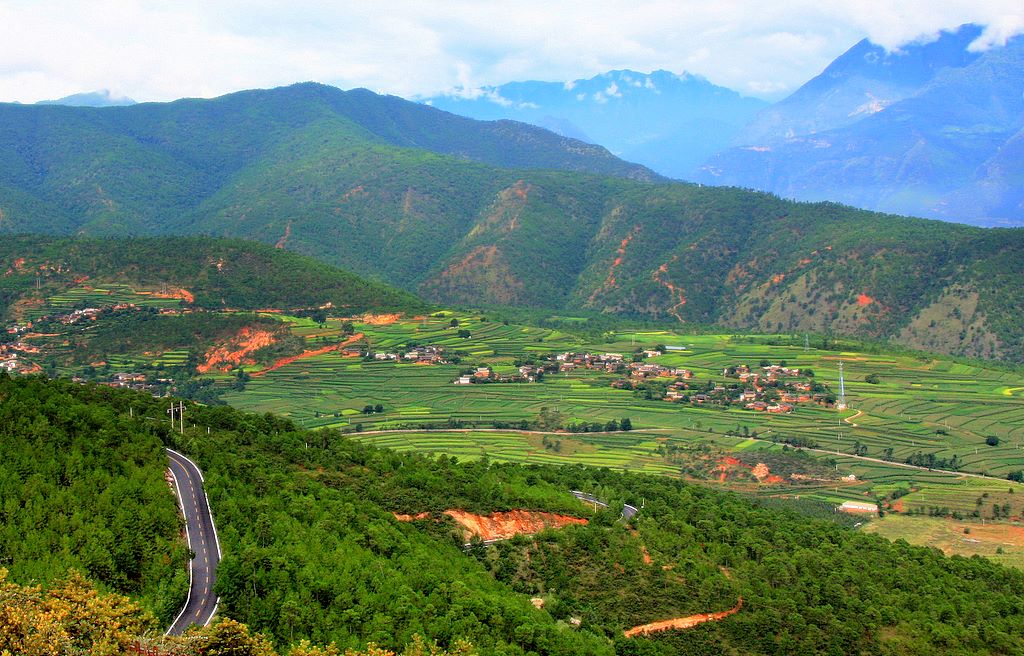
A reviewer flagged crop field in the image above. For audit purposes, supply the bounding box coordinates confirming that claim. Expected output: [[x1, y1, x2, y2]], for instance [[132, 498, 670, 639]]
[[863, 515, 1024, 569], [23, 283, 183, 320], [219, 315, 1024, 528], [225, 317, 1024, 479]]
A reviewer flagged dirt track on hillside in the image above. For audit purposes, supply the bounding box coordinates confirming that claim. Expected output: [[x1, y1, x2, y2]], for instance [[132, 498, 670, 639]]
[[623, 598, 742, 637]]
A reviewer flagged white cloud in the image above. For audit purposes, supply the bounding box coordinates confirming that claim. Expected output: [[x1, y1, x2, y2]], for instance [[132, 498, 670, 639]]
[[0, 0, 1019, 103]]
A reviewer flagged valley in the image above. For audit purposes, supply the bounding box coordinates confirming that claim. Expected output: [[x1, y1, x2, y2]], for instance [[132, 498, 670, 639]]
[[10, 270, 1024, 568], [7, 6, 1024, 656]]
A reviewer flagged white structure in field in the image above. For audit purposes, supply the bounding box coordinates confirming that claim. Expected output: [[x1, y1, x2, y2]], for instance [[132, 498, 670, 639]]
[[837, 361, 848, 411]]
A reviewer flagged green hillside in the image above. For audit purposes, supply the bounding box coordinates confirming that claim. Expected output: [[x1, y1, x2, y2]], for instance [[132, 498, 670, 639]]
[[6, 375, 1024, 655], [2, 85, 1024, 360], [0, 235, 423, 318]]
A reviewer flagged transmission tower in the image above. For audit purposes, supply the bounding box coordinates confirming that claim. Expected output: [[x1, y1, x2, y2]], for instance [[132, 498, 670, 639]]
[[804, 334, 810, 352], [837, 361, 848, 411]]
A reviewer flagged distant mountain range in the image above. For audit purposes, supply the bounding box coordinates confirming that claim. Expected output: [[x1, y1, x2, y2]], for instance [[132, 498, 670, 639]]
[[696, 24, 1024, 227], [37, 90, 137, 107], [424, 70, 767, 179], [2, 83, 1024, 360]]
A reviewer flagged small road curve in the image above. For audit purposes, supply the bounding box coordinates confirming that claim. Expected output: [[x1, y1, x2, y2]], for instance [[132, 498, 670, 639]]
[[166, 448, 222, 636], [572, 490, 639, 519]]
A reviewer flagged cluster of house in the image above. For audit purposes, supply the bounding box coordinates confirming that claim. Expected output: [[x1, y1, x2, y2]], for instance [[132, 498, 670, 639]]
[[550, 351, 628, 373], [70, 370, 174, 392], [548, 351, 690, 379], [370, 345, 447, 364], [454, 364, 543, 385], [0, 340, 42, 374], [0, 354, 29, 373], [722, 363, 823, 413], [57, 306, 103, 324]]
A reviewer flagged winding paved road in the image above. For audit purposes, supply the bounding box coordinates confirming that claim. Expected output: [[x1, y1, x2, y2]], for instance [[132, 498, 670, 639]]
[[572, 490, 639, 519], [166, 448, 221, 636]]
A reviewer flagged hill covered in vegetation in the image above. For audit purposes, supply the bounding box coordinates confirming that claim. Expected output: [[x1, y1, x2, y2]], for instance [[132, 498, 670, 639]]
[[0, 235, 423, 318], [5, 375, 1024, 655], [2, 86, 1024, 360]]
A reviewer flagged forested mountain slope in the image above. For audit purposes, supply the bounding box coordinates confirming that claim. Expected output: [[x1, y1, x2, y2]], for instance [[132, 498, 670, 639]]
[[0, 82, 653, 236], [6, 375, 1024, 655], [2, 87, 1024, 360], [0, 235, 423, 317]]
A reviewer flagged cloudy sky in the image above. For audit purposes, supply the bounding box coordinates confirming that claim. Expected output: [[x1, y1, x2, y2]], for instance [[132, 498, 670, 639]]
[[0, 0, 1021, 104]]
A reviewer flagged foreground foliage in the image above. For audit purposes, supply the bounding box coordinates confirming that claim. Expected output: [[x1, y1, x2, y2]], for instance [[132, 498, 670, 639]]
[[0, 375, 187, 623], [5, 375, 1024, 655]]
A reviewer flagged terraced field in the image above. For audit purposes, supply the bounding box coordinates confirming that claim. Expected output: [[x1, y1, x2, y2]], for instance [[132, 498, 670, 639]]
[[218, 315, 1024, 523], [21, 283, 183, 320]]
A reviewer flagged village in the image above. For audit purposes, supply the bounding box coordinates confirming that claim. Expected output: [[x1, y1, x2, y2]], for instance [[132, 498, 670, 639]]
[[446, 347, 833, 415]]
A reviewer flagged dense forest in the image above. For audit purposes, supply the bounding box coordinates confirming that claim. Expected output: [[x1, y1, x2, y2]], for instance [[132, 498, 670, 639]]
[[0, 375, 187, 624], [4, 375, 1023, 655]]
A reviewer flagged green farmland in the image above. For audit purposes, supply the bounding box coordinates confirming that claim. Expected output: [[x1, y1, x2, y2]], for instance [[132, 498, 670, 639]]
[[217, 313, 1024, 526]]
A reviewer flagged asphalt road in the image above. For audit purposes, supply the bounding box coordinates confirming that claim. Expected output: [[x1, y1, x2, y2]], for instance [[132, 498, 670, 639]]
[[572, 490, 639, 519], [166, 448, 221, 636]]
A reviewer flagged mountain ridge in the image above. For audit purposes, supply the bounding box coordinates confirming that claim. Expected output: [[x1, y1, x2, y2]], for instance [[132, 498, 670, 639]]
[[2, 85, 1024, 360]]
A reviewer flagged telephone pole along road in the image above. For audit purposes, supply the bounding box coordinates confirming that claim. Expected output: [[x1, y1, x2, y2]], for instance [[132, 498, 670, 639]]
[[166, 448, 222, 636]]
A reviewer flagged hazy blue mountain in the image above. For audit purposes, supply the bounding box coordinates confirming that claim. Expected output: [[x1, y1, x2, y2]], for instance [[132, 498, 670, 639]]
[[697, 25, 1024, 226], [37, 90, 137, 107], [424, 70, 768, 179]]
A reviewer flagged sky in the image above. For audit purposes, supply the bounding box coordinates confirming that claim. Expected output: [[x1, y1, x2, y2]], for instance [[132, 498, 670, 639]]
[[0, 0, 1021, 104]]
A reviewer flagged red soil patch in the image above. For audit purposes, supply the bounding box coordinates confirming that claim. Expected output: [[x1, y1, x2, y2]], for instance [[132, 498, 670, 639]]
[[960, 522, 1024, 547], [444, 509, 587, 542], [624, 599, 743, 637], [510, 180, 530, 200], [275, 220, 292, 249], [589, 225, 640, 303], [145, 287, 195, 304], [856, 293, 874, 306], [771, 273, 785, 284], [716, 458, 783, 486], [652, 256, 687, 322], [197, 327, 278, 373], [361, 313, 401, 325], [251, 332, 364, 377]]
